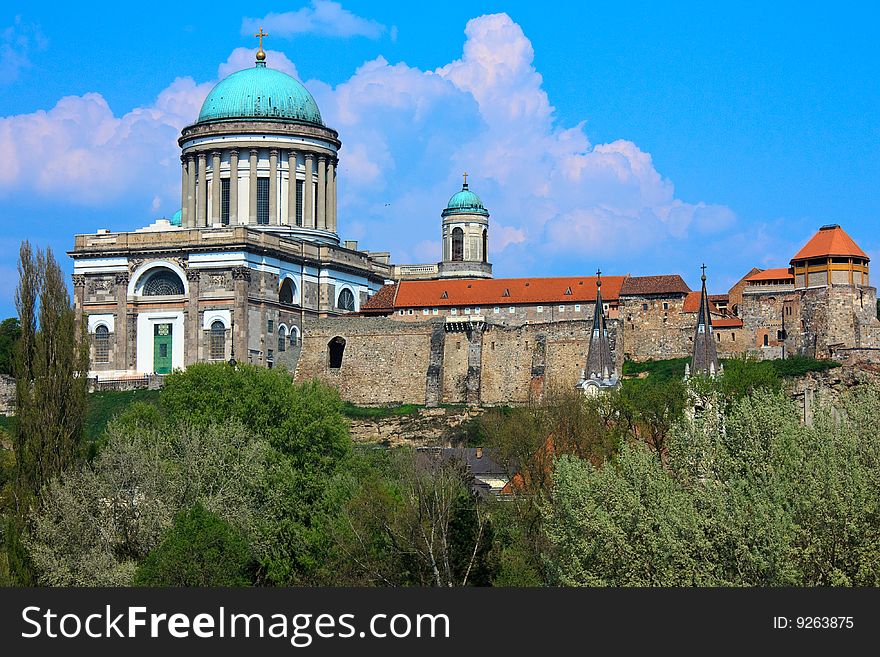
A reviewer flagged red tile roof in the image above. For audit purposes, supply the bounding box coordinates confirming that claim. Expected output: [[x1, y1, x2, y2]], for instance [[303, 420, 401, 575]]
[[619, 275, 690, 296], [361, 282, 398, 314], [708, 294, 729, 302], [712, 318, 743, 328], [745, 268, 794, 282], [682, 291, 721, 314], [791, 225, 868, 262], [391, 276, 627, 308]]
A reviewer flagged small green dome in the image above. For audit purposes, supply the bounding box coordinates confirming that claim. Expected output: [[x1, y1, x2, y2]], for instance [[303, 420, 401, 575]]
[[442, 183, 489, 217], [170, 209, 182, 227], [197, 62, 323, 125]]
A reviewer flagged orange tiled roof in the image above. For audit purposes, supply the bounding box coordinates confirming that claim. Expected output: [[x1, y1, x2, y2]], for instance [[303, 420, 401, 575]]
[[791, 225, 868, 262], [392, 276, 626, 308], [682, 291, 721, 314], [745, 268, 794, 282], [619, 275, 691, 296], [361, 282, 398, 313], [712, 317, 743, 328]]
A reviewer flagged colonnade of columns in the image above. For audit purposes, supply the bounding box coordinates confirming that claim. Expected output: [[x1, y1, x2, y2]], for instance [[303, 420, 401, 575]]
[[180, 148, 338, 232]]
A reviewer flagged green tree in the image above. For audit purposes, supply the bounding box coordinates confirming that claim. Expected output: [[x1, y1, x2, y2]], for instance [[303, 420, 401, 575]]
[[611, 378, 687, 461], [134, 502, 253, 586], [328, 448, 496, 587], [0, 318, 21, 377], [27, 419, 271, 586], [160, 364, 352, 585], [5, 242, 89, 585], [544, 449, 712, 586]]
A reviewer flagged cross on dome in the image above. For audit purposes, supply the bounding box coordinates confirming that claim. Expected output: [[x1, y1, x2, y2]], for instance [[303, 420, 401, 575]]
[[254, 27, 269, 61]]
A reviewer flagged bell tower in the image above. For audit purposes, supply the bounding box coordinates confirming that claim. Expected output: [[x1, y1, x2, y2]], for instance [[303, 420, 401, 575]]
[[439, 173, 492, 279]]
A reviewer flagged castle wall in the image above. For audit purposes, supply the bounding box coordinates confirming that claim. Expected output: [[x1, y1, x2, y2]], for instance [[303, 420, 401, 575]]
[[619, 294, 690, 360], [296, 317, 622, 406]]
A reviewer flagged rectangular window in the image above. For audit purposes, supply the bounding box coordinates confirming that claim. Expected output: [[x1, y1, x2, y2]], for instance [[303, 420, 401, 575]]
[[268, 349, 274, 360], [257, 177, 270, 225], [732, 333, 736, 341], [398, 310, 404, 315], [408, 309, 414, 315], [575, 305, 581, 312], [537, 306, 543, 313], [432, 308, 439, 315], [494, 307, 500, 314], [663, 302, 669, 310], [267, 319, 274, 334], [465, 308, 471, 314], [423, 309, 429, 315], [509, 307, 515, 314], [559, 305, 565, 312], [451, 308, 458, 315], [474, 307, 480, 313], [295, 179, 304, 226], [642, 303, 649, 311], [220, 178, 230, 225]]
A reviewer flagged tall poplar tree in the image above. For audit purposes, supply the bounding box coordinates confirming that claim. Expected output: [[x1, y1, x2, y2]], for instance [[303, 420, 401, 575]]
[[5, 241, 89, 584]]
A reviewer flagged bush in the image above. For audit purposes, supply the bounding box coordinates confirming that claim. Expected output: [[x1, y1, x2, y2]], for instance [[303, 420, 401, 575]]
[[134, 502, 253, 586]]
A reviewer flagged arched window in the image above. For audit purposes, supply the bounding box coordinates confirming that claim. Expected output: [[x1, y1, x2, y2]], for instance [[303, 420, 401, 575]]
[[142, 268, 185, 296], [763, 334, 769, 347], [278, 325, 287, 352], [338, 288, 355, 311], [210, 321, 226, 360], [279, 278, 295, 305], [328, 336, 346, 369], [452, 227, 464, 261], [290, 325, 300, 347], [482, 229, 487, 263], [95, 325, 110, 363]]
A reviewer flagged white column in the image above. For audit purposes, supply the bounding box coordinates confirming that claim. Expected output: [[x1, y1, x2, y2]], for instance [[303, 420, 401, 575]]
[[316, 155, 326, 230], [287, 149, 297, 226], [269, 149, 278, 226], [196, 152, 207, 227], [229, 150, 239, 225], [327, 158, 336, 233], [211, 151, 221, 226], [248, 149, 258, 225], [304, 153, 314, 229]]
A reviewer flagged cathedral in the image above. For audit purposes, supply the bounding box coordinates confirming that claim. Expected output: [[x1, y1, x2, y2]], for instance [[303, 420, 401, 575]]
[[70, 41, 880, 400]]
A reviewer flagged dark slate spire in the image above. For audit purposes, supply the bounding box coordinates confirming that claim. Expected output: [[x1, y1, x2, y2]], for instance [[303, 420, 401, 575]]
[[690, 264, 719, 376], [586, 270, 614, 381]]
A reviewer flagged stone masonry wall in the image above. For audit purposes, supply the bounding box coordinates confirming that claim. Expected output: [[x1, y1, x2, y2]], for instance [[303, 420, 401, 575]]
[[619, 294, 691, 360], [296, 316, 621, 406]]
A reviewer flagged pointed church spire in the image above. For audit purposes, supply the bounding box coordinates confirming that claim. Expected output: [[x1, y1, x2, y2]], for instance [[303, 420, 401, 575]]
[[690, 263, 719, 376], [586, 269, 614, 381]]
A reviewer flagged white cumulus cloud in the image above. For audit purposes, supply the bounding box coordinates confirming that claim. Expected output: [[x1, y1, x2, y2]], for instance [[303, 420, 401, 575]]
[[242, 1, 388, 40]]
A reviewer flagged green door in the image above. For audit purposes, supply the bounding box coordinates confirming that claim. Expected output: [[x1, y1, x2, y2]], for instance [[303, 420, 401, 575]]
[[153, 323, 173, 374]]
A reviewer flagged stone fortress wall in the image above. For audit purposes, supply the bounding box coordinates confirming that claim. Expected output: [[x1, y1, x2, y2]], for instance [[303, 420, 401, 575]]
[[295, 316, 623, 406]]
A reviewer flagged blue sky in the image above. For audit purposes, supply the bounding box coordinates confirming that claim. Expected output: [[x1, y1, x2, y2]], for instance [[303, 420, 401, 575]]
[[0, 1, 878, 317]]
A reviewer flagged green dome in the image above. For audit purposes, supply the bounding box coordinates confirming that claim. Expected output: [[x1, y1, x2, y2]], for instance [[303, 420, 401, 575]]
[[170, 209, 182, 227], [442, 183, 489, 217], [197, 62, 323, 125]]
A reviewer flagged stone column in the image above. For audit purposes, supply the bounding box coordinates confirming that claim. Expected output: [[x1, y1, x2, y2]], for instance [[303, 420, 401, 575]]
[[180, 156, 188, 226], [196, 152, 207, 228], [287, 149, 297, 226], [114, 272, 129, 371], [304, 153, 314, 228], [211, 151, 221, 226], [186, 269, 200, 365], [316, 155, 326, 230], [232, 267, 251, 363], [229, 150, 239, 225], [327, 158, 337, 233], [248, 149, 258, 225], [186, 155, 196, 228], [269, 149, 278, 225]]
